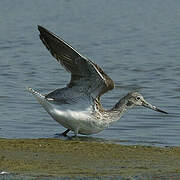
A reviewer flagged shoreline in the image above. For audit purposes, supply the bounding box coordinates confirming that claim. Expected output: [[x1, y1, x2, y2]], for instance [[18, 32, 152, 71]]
[[0, 138, 180, 179]]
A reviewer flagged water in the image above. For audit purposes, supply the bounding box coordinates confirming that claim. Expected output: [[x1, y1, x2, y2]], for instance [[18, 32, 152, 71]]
[[0, 0, 180, 146]]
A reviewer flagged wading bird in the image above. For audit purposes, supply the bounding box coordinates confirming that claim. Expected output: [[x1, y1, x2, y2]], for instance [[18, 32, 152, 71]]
[[28, 26, 168, 136]]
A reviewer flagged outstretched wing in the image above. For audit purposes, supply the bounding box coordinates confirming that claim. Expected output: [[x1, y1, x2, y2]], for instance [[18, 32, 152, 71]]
[[38, 25, 114, 98]]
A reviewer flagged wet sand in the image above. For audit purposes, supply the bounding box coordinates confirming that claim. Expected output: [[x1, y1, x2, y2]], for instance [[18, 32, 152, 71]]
[[0, 138, 180, 179]]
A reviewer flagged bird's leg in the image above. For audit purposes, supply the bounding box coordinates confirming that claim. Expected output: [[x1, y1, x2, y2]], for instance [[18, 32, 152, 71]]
[[62, 129, 70, 136], [74, 129, 78, 137]]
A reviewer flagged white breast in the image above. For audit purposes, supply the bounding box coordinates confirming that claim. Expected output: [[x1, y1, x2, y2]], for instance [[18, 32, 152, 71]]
[[50, 103, 107, 135]]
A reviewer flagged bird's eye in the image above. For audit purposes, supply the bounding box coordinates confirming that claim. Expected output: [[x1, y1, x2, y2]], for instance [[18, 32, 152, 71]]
[[136, 97, 140, 100]]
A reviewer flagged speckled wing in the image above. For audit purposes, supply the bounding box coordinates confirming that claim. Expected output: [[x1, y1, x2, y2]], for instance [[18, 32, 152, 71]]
[[38, 25, 114, 98]]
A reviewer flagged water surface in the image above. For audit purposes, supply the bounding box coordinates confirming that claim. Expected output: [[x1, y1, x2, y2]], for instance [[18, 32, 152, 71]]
[[0, 0, 180, 146]]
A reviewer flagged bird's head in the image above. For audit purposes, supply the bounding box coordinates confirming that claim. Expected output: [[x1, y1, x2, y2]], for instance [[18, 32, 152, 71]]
[[125, 92, 168, 114]]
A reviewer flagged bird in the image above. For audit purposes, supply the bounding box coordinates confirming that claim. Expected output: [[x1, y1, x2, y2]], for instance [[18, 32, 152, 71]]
[[27, 25, 168, 137]]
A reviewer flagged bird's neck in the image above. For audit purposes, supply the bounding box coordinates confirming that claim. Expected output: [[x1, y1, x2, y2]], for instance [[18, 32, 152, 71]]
[[112, 95, 129, 111], [97, 96, 129, 125], [94, 96, 129, 124]]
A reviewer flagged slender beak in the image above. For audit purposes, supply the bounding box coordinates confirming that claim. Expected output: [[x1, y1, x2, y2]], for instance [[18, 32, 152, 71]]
[[142, 100, 168, 114]]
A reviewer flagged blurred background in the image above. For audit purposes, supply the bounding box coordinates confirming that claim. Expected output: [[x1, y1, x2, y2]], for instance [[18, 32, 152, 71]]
[[0, 0, 179, 146]]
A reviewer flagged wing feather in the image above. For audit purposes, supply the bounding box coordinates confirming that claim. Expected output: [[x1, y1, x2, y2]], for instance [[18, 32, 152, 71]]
[[38, 25, 114, 98]]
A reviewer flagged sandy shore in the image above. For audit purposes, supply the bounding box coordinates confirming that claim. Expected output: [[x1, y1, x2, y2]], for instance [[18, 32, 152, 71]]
[[0, 138, 180, 179]]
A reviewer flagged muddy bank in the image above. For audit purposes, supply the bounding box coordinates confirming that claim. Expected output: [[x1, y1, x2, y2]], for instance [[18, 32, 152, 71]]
[[0, 138, 180, 179]]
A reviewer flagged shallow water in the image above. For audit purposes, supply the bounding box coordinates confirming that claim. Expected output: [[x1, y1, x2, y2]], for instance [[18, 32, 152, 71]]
[[0, 0, 180, 146]]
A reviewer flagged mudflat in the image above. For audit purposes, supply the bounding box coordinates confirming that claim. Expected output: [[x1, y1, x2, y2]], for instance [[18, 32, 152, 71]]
[[0, 138, 180, 179]]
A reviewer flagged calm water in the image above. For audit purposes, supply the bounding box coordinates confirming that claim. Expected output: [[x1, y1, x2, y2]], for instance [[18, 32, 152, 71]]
[[0, 0, 180, 146]]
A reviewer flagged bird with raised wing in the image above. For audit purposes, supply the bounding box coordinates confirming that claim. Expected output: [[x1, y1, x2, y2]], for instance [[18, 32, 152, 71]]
[[27, 26, 168, 136]]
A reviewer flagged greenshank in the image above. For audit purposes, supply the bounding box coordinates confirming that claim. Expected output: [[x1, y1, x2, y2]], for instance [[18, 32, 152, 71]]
[[27, 26, 168, 136]]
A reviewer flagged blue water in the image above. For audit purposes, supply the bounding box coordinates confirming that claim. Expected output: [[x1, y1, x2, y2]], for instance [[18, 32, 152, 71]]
[[0, 0, 180, 146]]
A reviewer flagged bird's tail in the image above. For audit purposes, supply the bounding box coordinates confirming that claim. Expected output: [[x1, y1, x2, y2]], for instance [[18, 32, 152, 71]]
[[27, 87, 53, 114], [27, 87, 45, 102]]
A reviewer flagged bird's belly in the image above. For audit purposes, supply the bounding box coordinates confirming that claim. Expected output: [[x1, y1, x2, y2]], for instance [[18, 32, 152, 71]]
[[50, 108, 106, 135], [78, 119, 107, 135], [78, 126, 105, 135]]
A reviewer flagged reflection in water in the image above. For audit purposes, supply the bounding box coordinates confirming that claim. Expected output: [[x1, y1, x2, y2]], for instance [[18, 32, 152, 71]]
[[53, 133, 166, 147], [53, 133, 114, 143]]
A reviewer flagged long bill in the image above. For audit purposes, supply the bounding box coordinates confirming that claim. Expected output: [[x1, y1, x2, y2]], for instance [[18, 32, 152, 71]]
[[142, 100, 168, 114]]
